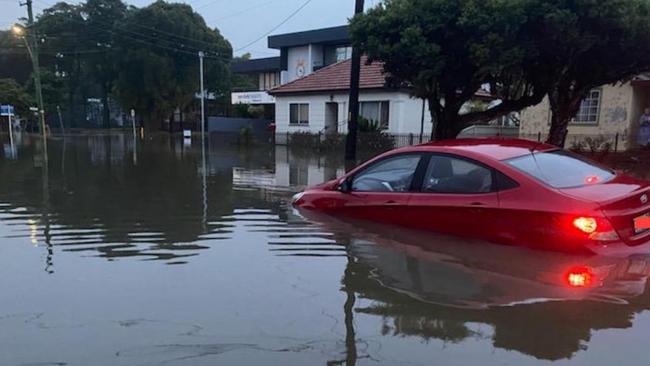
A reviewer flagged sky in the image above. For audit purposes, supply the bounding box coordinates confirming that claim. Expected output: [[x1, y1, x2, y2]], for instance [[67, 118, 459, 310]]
[[0, 0, 382, 58]]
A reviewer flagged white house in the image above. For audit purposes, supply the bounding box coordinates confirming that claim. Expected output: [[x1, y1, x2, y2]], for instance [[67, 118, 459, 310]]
[[268, 57, 494, 138]]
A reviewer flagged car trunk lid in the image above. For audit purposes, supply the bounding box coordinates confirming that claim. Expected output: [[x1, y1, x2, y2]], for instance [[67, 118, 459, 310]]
[[561, 175, 650, 246]]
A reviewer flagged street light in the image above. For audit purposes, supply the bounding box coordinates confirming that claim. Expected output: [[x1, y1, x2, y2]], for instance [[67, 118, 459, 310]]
[[11, 24, 24, 36], [11, 22, 47, 154]]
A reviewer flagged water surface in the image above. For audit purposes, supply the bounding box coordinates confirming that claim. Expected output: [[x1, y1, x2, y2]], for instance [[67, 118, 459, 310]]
[[1, 133, 650, 366]]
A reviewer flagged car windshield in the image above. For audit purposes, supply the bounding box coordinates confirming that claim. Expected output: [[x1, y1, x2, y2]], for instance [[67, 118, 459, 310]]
[[505, 150, 615, 188]]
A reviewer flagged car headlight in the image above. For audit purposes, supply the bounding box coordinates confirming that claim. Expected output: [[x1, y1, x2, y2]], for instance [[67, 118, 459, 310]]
[[291, 192, 305, 203]]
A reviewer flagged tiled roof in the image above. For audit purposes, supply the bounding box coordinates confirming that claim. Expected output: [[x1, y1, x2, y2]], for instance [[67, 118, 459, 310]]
[[268, 56, 387, 95], [268, 56, 496, 100]]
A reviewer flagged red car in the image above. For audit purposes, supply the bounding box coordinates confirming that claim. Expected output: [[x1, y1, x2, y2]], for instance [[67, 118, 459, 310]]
[[292, 138, 650, 254]]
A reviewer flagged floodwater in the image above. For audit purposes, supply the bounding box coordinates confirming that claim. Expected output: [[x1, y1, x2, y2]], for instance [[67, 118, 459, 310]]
[[2, 133, 650, 366]]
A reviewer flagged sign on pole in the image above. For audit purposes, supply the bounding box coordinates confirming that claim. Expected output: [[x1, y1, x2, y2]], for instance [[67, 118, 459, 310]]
[[0, 105, 15, 116]]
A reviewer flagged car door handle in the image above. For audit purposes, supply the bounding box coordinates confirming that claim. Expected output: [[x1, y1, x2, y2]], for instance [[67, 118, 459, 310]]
[[384, 200, 400, 206], [470, 202, 486, 206]]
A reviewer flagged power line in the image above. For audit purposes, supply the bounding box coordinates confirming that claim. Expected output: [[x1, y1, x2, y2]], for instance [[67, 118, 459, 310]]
[[235, 0, 314, 52], [27, 1, 231, 61], [2, 47, 108, 55], [41, 27, 228, 60]]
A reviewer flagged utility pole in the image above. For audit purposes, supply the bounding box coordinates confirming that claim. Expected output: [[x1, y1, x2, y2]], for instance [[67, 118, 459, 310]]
[[198, 51, 208, 229], [56, 105, 64, 134], [198, 51, 206, 139], [344, 0, 364, 162], [20, 0, 47, 154], [131, 109, 137, 165], [8, 112, 15, 154]]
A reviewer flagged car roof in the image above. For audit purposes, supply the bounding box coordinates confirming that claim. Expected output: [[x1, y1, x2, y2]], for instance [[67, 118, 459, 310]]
[[414, 138, 557, 161]]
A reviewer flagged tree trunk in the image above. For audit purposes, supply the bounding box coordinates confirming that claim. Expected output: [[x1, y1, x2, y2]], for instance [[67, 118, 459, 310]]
[[429, 99, 462, 141], [546, 94, 584, 147], [434, 120, 457, 140], [546, 81, 592, 147], [547, 112, 571, 147]]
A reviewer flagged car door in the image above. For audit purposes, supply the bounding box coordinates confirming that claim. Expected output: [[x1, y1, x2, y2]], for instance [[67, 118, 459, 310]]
[[407, 153, 501, 242], [341, 153, 425, 226]]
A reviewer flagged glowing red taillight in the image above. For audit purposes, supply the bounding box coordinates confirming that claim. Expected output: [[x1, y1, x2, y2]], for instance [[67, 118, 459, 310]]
[[571, 216, 620, 241], [573, 217, 597, 234], [572, 216, 620, 241], [565, 266, 594, 287]]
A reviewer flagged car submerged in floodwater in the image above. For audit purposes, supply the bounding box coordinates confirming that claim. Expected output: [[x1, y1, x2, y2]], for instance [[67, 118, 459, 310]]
[[292, 138, 650, 255]]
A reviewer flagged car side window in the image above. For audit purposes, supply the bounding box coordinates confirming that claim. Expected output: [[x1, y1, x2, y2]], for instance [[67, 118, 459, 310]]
[[351, 154, 422, 192], [495, 171, 520, 191], [422, 155, 494, 193]]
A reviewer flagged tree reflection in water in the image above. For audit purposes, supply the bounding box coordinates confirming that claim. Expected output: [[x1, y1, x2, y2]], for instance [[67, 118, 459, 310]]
[[0, 134, 276, 265]]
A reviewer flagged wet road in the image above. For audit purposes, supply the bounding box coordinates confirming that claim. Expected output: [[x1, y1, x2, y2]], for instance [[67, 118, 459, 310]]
[[1, 133, 650, 365]]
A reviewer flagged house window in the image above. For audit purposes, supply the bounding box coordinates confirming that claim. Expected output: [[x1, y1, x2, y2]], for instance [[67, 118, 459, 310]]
[[572, 89, 601, 124], [360, 101, 390, 129], [290, 103, 309, 125], [336, 46, 352, 62], [259, 72, 280, 91]]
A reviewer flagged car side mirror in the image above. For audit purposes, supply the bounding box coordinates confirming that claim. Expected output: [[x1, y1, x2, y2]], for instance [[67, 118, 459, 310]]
[[338, 178, 352, 193]]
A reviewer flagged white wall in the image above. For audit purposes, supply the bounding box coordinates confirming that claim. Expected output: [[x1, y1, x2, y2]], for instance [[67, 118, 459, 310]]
[[287, 46, 310, 82], [274, 91, 433, 135]]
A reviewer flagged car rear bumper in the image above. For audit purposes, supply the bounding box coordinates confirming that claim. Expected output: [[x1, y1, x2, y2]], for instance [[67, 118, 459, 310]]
[[586, 239, 650, 257]]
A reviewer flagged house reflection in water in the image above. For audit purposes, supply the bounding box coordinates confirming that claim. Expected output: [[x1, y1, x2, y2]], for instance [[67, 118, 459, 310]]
[[232, 145, 345, 193]]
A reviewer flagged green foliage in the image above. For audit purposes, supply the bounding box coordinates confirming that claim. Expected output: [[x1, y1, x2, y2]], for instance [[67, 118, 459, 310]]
[[288, 131, 321, 148], [355, 116, 395, 150], [232, 104, 253, 118], [0, 78, 33, 116], [569, 135, 614, 154], [25, 69, 65, 114], [232, 104, 265, 119], [528, 0, 650, 146], [112, 1, 232, 128], [36, 2, 88, 126], [350, 0, 547, 140], [286, 129, 394, 154], [351, 0, 650, 143], [0, 31, 32, 84], [357, 116, 382, 132], [1, 0, 235, 129], [83, 0, 128, 128], [465, 100, 489, 115], [357, 131, 395, 152], [231, 53, 257, 92]]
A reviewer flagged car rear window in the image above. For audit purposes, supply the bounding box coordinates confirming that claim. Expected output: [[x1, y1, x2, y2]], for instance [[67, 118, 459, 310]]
[[505, 150, 615, 188]]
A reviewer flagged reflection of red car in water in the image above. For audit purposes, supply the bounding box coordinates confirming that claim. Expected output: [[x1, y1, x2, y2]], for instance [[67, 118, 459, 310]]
[[292, 138, 650, 254], [296, 210, 650, 308]]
